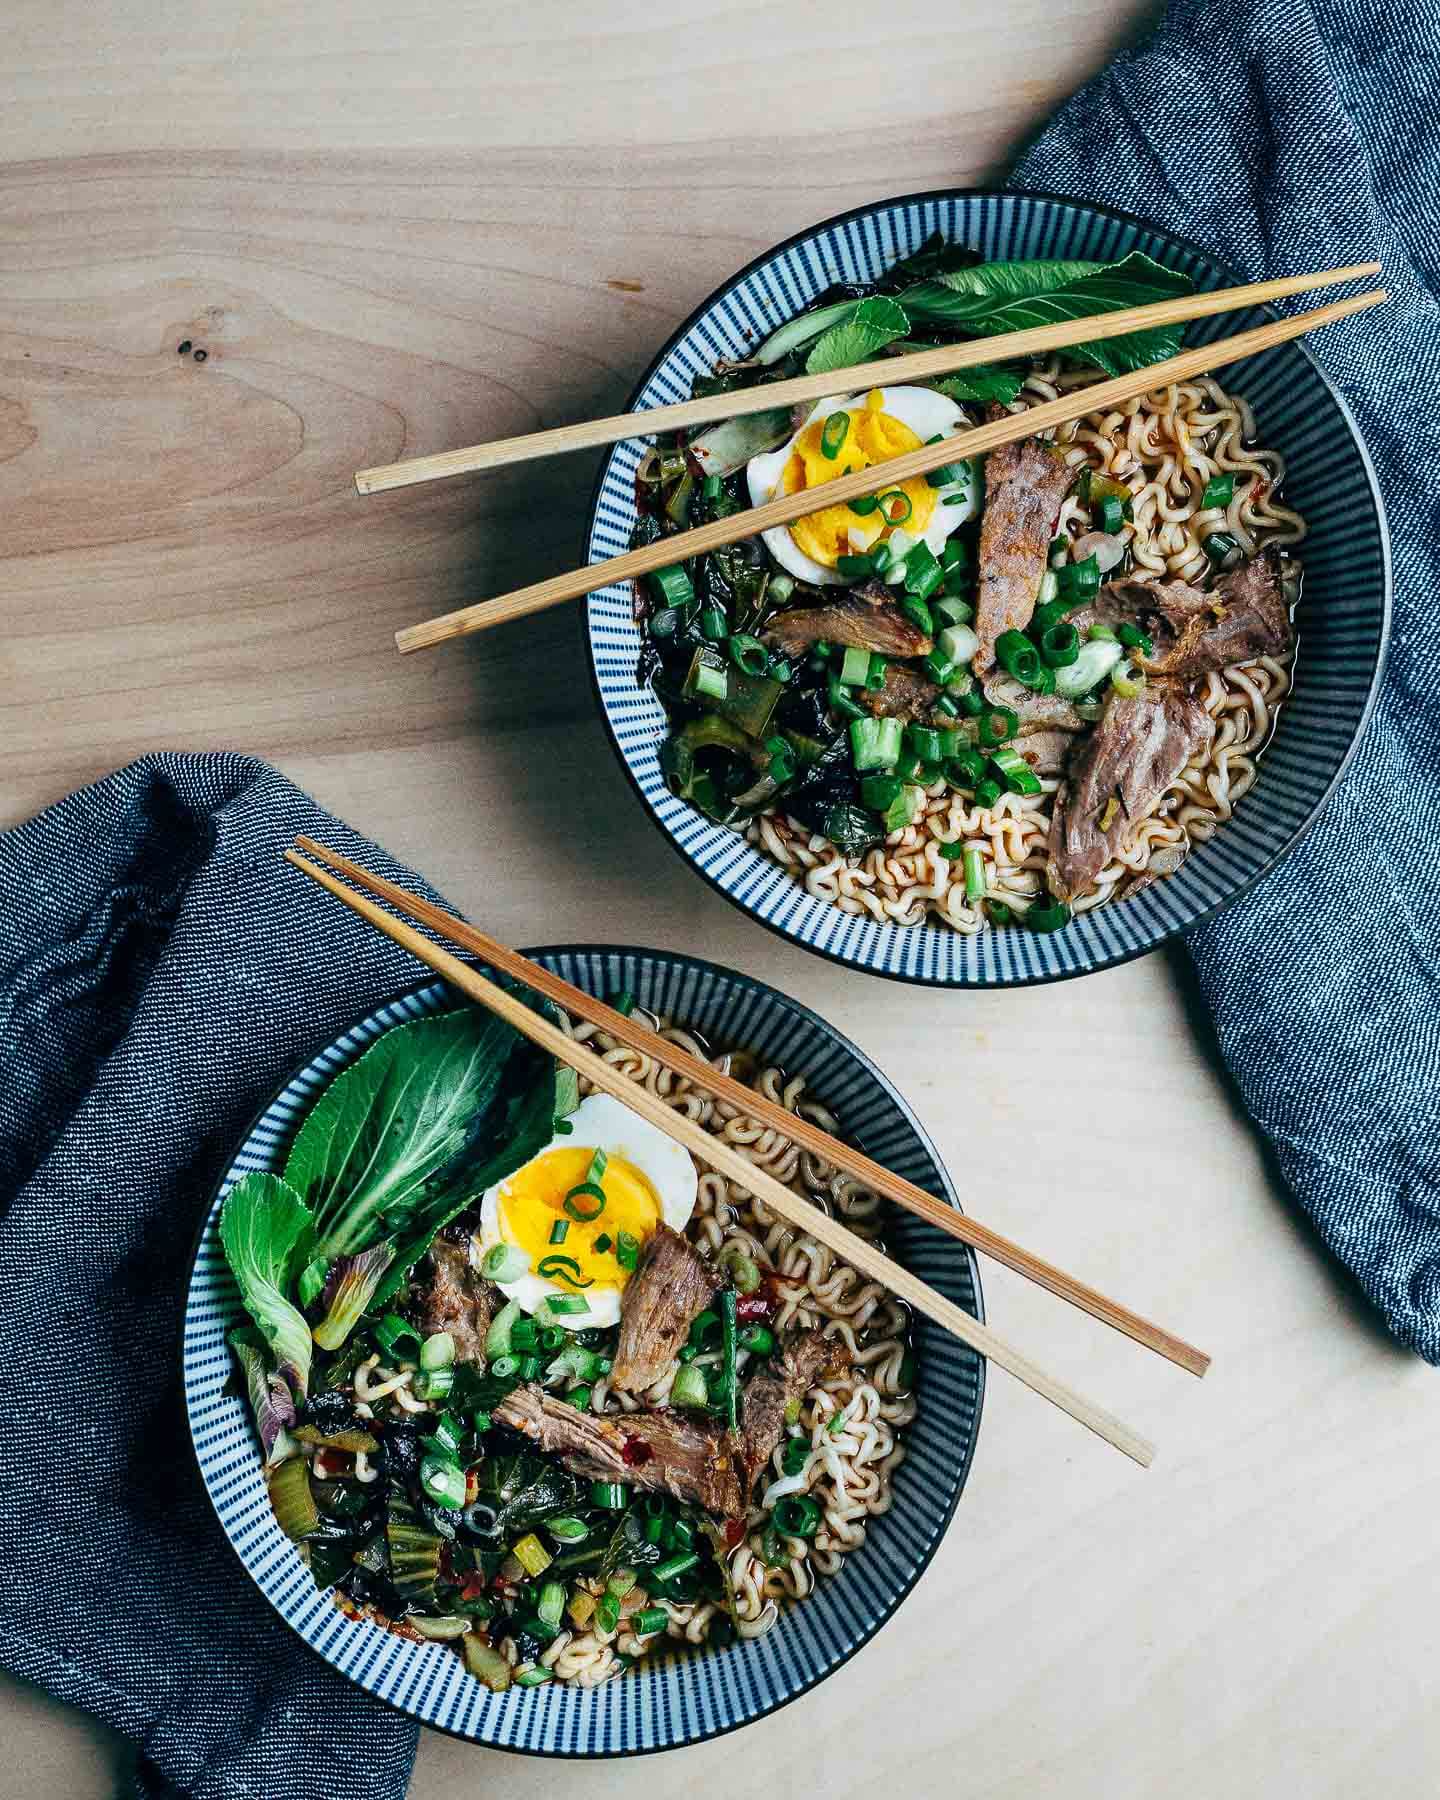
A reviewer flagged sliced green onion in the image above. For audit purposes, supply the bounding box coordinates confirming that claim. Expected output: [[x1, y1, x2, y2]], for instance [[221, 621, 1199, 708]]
[[994, 629, 1045, 687], [1040, 620, 1080, 667], [415, 1365, 454, 1402], [932, 594, 973, 626], [865, 652, 888, 691], [766, 653, 794, 684], [879, 488, 912, 525], [820, 411, 850, 459], [849, 493, 880, 516], [977, 707, 1018, 748], [699, 605, 728, 642], [768, 573, 795, 603], [1097, 494, 1125, 534], [591, 1481, 629, 1510], [548, 1218, 570, 1245], [937, 621, 979, 667], [836, 552, 874, 578], [989, 745, 1043, 796], [648, 606, 679, 640], [900, 593, 934, 636], [924, 435, 973, 488], [421, 1455, 467, 1511], [375, 1314, 423, 1361], [490, 1353, 520, 1379], [1025, 897, 1072, 933], [539, 1294, 590, 1319], [632, 1606, 669, 1637], [827, 672, 865, 720], [563, 1182, 607, 1221], [974, 776, 1002, 810], [727, 632, 769, 675], [933, 694, 960, 720], [689, 659, 728, 702], [485, 1297, 521, 1361], [718, 1245, 762, 1294], [536, 1580, 566, 1629], [567, 1383, 593, 1412], [536, 1253, 593, 1289], [510, 1315, 538, 1350], [649, 564, 694, 610], [1111, 662, 1146, 699], [849, 714, 903, 772], [945, 745, 987, 787], [1200, 472, 1236, 510], [1115, 622, 1153, 656], [782, 1436, 810, 1477], [481, 1243, 530, 1283], [548, 1517, 590, 1545], [420, 1331, 456, 1372], [593, 1231, 612, 1254], [772, 1494, 823, 1539], [721, 1288, 739, 1436], [923, 649, 959, 685], [512, 1532, 553, 1577], [594, 1592, 621, 1635], [671, 1364, 710, 1409], [941, 537, 967, 572], [962, 845, 986, 901], [838, 644, 871, 687], [514, 1667, 553, 1687], [615, 1231, 641, 1273], [517, 1353, 542, 1382], [903, 540, 944, 601], [739, 1323, 775, 1356], [1052, 636, 1125, 699], [652, 1551, 699, 1583], [937, 839, 966, 860]]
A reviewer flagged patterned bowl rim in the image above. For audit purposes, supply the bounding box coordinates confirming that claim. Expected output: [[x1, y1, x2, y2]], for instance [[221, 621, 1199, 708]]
[[580, 186, 1393, 988], [181, 943, 986, 1756]]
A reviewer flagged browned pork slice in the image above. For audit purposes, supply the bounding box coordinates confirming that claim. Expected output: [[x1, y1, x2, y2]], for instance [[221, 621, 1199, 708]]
[[765, 588, 932, 660], [973, 438, 1074, 674], [494, 1386, 743, 1516], [419, 1236, 495, 1365], [739, 1329, 848, 1491], [860, 663, 941, 722], [1046, 690, 1215, 902], [1080, 553, 1293, 680], [980, 670, 1090, 734], [611, 1224, 720, 1395]]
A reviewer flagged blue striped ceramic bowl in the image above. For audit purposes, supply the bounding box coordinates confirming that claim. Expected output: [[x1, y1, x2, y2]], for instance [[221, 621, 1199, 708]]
[[584, 190, 1390, 986], [183, 948, 983, 1755]]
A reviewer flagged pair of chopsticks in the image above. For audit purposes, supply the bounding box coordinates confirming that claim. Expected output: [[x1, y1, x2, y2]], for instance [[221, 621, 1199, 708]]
[[356, 262, 1385, 655], [288, 838, 1212, 1467]]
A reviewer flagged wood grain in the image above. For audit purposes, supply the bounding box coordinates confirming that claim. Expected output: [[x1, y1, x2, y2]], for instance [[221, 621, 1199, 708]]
[[7, 4, 1440, 1800]]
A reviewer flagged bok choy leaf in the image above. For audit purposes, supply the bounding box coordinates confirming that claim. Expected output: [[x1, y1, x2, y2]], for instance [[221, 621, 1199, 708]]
[[228, 1325, 297, 1465], [219, 1172, 316, 1396]]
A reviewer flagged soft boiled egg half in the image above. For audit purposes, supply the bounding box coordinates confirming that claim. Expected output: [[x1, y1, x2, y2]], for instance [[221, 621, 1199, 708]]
[[746, 385, 980, 588], [476, 1093, 697, 1329]]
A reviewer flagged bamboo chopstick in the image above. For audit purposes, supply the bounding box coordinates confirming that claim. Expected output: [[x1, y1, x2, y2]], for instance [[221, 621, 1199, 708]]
[[285, 847, 1157, 1466], [394, 287, 1385, 653], [356, 262, 1380, 495], [294, 836, 1209, 1379]]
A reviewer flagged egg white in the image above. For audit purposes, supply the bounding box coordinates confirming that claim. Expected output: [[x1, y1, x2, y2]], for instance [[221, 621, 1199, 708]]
[[746, 385, 981, 588], [476, 1092, 698, 1329]]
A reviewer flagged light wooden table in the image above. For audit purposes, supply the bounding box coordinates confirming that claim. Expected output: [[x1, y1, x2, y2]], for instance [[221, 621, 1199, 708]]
[[5, 4, 1437, 1796]]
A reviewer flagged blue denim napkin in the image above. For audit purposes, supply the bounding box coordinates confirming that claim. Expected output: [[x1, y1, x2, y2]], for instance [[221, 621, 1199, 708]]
[[0, 756, 427, 1797], [1013, 0, 1440, 1358]]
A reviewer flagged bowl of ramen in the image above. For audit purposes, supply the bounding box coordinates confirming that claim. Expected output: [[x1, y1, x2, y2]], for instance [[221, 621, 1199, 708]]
[[584, 191, 1389, 985], [183, 948, 983, 1755]]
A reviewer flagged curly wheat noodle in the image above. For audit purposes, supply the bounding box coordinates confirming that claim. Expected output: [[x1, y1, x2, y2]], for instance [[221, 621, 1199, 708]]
[[501, 1011, 916, 1687], [746, 362, 1301, 930]]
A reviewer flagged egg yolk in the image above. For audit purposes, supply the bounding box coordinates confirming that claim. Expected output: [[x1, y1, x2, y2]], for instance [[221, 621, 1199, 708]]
[[781, 391, 938, 569], [498, 1146, 661, 1291]]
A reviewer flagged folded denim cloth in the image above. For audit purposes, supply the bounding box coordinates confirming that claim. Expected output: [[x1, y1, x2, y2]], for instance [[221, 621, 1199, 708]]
[[0, 755, 429, 1798], [1013, 0, 1440, 1360]]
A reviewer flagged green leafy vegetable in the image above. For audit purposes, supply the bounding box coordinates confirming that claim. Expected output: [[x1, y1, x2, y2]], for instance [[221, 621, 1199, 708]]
[[228, 1325, 297, 1465], [901, 253, 1196, 377], [933, 365, 1025, 405], [276, 1004, 562, 1327], [219, 1173, 316, 1397], [285, 1008, 516, 1257], [689, 408, 792, 477], [754, 297, 861, 366], [804, 295, 910, 376], [472, 1452, 585, 1537]]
